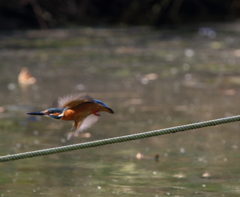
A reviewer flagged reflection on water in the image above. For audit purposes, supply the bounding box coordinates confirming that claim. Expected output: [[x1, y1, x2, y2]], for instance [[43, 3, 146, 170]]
[[1, 23, 240, 196]]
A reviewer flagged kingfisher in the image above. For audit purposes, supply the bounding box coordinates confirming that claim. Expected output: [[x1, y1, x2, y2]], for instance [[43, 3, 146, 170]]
[[27, 93, 114, 139]]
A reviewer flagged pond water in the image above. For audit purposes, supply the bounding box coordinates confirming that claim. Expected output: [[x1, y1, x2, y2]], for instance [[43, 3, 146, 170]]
[[1, 23, 240, 196]]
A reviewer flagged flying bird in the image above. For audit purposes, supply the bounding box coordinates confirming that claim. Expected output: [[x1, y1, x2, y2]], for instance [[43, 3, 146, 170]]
[[27, 93, 114, 139]]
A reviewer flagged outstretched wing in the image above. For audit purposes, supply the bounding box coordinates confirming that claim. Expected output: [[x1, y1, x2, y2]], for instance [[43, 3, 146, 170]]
[[67, 114, 100, 140], [58, 93, 94, 108], [77, 114, 99, 132]]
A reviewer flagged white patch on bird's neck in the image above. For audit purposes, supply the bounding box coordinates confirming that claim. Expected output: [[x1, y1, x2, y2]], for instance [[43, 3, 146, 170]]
[[58, 107, 68, 117]]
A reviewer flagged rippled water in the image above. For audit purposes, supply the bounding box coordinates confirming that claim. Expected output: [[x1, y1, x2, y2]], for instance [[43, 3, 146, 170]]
[[1, 23, 240, 196]]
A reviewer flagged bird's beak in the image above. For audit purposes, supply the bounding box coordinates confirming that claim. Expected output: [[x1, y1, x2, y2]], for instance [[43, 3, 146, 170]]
[[27, 111, 46, 115], [106, 107, 114, 114]]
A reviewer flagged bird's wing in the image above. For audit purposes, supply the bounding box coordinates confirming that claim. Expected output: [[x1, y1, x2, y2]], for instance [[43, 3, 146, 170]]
[[76, 114, 99, 133], [58, 93, 94, 108], [67, 114, 99, 140]]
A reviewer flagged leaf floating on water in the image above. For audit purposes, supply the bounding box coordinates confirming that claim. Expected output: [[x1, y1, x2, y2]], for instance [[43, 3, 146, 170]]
[[144, 73, 158, 80], [79, 132, 91, 138], [202, 172, 211, 178], [0, 107, 5, 113], [18, 67, 36, 85], [220, 89, 236, 96], [172, 173, 186, 178], [135, 152, 144, 160]]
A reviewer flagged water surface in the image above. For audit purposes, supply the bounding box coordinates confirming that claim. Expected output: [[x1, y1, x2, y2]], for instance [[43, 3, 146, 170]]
[[1, 24, 240, 196]]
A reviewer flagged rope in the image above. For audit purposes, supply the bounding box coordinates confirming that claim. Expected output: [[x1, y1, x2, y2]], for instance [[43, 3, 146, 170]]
[[1, 115, 240, 162]]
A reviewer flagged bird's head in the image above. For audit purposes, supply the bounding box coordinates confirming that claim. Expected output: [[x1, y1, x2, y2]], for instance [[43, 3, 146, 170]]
[[27, 108, 64, 119]]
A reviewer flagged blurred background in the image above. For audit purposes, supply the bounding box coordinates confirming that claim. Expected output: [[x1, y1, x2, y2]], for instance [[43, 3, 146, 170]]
[[1, 0, 240, 30], [1, 1, 240, 197]]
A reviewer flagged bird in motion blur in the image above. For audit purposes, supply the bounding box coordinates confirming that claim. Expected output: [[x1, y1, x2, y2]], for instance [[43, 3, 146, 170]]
[[27, 93, 114, 139]]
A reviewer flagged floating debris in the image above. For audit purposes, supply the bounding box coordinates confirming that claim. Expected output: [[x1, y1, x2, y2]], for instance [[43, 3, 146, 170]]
[[18, 67, 36, 85], [172, 173, 186, 178], [141, 73, 158, 85], [79, 132, 91, 138], [0, 107, 5, 113], [155, 154, 159, 162], [202, 172, 211, 178], [220, 89, 236, 96], [135, 152, 159, 161], [136, 152, 144, 160], [67, 132, 91, 139], [144, 73, 158, 80]]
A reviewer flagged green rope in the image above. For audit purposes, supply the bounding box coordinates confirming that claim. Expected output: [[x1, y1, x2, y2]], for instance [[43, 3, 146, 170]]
[[1, 115, 240, 162]]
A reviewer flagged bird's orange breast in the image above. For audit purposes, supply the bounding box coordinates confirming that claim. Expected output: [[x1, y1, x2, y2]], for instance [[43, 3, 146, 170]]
[[61, 102, 109, 121], [60, 109, 89, 121], [60, 102, 105, 121]]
